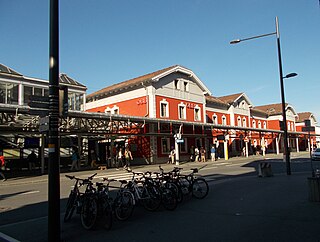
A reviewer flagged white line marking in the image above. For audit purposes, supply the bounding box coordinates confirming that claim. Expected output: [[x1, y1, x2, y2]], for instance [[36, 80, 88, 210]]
[[18, 191, 40, 196], [0, 231, 20, 242]]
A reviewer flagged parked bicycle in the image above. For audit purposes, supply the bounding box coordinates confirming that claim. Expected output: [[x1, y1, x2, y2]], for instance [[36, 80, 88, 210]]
[[64, 173, 97, 223]]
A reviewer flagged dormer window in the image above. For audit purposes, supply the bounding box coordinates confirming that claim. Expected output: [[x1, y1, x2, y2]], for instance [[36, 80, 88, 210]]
[[183, 81, 189, 92], [174, 80, 179, 90]]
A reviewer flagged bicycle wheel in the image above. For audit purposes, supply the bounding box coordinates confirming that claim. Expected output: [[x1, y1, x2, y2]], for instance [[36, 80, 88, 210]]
[[141, 185, 161, 211], [177, 177, 192, 196], [81, 196, 98, 230], [192, 178, 209, 199], [114, 191, 135, 221], [165, 182, 182, 204], [101, 200, 113, 230], [64, 191, 77, 222], [161, 187, 177, 211]]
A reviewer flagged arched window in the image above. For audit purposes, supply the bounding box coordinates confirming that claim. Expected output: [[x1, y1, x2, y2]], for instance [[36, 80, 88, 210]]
[[242, 117, 247, 127], [263, 121, 267, 129], [237, 117, 241, 127], [222, 115, 227, 125], [212, 114, 218, 125], [252, 120, 256, 128]]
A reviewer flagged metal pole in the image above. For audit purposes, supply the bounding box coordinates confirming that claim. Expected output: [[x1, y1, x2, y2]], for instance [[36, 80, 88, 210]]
[[276, 16, 291, 175], [48, 0, 61, 241]]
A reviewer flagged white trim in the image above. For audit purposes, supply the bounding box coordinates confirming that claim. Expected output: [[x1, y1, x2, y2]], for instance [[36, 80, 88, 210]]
[[178, 102, 186, 120], [160, 99, 169, 118]]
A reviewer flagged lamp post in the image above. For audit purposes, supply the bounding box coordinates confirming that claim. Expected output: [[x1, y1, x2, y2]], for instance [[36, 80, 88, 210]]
[[230, 16, 297, 175]]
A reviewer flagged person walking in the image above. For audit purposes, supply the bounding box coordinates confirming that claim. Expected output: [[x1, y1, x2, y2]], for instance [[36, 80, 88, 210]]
[[200, 147, 206, 162], [70, 146, 80, 171], [189, 145, 195, 162], [168, 147, 175, 164], [27, 150, 37, 171], [195, 147, 200, 162], [0, 155, 6, 181], [210, 145, 216, 162], [116, 147, 123, 170], [90, 150, 97, 168], [124, 146, 133, 169]]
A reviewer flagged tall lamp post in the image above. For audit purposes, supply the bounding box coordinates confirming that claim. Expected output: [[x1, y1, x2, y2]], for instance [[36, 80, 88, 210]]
[[230, 16, 297, 175]]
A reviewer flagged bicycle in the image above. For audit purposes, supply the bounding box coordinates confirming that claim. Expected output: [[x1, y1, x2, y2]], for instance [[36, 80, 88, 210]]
[[125, 169, 161, 211], [64, 173, 97, 223]]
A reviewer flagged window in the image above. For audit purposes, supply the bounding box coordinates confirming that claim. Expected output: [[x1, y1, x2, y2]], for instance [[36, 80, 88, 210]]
[[7, 83, 18, 104], [287, 122, 291, 131], [34, 87, 42, 96], [252, 120, 256, 128], [160, 100, 169, 117], [161, 138, 170, 154], [113, 108, 119, 115], [222, 116, 227, 125], [242, 118, 246, 127], [24, 86, 33, 105], [212, 115, 218, 125], [180, 138, 187, 153], [194, 106, 201, 121], [174, 80, 179, 90], [183, 81, 189, 92], [263, 122, 267, 129], [291, 123, 294, 131], [178, 103, 186, 119], [258, 121, 261, 129], [237, 117, 241, 127]]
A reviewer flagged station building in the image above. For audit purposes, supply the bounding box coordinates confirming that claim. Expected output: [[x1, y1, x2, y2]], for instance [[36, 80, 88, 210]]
[[85, 64, 319, 164]]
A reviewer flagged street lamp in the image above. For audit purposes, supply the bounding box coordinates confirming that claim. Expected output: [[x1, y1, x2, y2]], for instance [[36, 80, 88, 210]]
[[230, 16, 297, 175]]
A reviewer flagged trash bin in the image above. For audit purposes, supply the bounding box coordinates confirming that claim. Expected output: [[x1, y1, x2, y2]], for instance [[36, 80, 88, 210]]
[[258, 162, 273, 177], [308, 177, 320, 202]]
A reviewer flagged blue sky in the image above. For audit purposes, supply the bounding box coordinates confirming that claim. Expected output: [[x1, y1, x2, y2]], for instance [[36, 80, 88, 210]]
[[1, 0, 320, 121]]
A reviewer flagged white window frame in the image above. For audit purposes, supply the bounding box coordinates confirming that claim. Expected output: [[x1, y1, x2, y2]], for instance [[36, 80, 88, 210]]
[[183, 81, 189, 92], [222, 115, 227, 125], [242, 117, 247, 127], [160, 100, 169, 118], [237, 117, 241, 127], [263, 121, 267, 129], [113, 105, 119, 114], [212, 114, 218, 125], [174, 80, 180, 90], [287, 121, 291, 131], [252, 120, 256, 128], [258, 121, 262, 129], [178, 103, 186, 120], [194, 105, 201, 121]]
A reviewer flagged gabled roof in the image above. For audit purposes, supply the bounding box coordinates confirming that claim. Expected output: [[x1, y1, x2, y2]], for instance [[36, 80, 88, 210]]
[[218, 92, 253, 106], [0, 63, 22, 76], [205, 95, 229, 107], [296, 112, 317, 123], [59, 73, 87, 88], [253, 103, 297, 116], [87, 65, 211, 100]]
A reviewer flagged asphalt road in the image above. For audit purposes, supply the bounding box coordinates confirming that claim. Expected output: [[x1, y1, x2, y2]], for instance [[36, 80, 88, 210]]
[[1, 152, 320, 242]]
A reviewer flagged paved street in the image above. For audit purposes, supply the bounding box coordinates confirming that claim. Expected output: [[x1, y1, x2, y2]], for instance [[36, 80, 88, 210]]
[[1, 152, 320, 242]]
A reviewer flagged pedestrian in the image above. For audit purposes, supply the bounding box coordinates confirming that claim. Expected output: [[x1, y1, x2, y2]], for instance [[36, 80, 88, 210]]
[[168, 147, 175, 164], [195, 147, 200, 162], [124, 146, 133, 169], [242, 146, 246, 157], [210, 145, 216, 162], [116, 147, 123, 170], [0, 155, 6, 181], [27, 150, 37, 171], [189, 145, 195, 162], [200, 147, 206, 162], [70, 146, 80, 171], [90, 150, 97, 168]]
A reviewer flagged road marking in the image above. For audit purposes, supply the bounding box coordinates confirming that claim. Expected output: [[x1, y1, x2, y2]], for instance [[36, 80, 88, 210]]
[[0, 232, 20, 242], [226, 163, 248, 167], [18, 191, 40, 196]]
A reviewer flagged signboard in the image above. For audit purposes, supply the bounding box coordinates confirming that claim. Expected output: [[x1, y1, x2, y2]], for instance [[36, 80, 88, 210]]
[[302, 126, 315, 132], [176, 139, 184, 144]]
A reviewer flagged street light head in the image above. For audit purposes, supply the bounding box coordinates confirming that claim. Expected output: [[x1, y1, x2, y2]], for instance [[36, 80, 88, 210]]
[[230, 39, 241, 44], [283, 73, 298, 79]]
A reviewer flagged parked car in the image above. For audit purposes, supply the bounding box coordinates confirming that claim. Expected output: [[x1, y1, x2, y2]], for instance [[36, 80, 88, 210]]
[[311, 148, 320, 160]]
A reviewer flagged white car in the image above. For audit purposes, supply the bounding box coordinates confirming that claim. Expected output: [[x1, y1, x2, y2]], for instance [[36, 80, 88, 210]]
[[311, 148, 320, 160]]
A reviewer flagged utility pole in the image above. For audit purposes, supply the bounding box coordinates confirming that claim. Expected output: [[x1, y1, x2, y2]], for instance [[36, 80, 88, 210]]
[[48, 0, 60, 241]]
